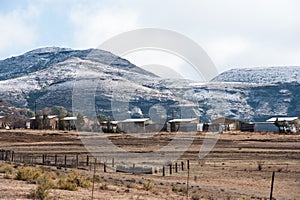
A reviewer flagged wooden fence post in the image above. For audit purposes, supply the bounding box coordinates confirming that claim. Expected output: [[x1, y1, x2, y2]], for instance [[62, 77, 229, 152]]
[[181, 161, 184, 171], [86, 155, 89, 166], [163, 166, 165, 176], [64, 155, 67, 168], [270, 171, 275, 200], [54, 155, 57, 166], [186, 160, 190, 200], [112, 158, 114, 168], [42, 154, 45, 165], [175, 163, 178, 173], [11, 151, 14, 162], [132, 163, 135, 174], [5, 150, 8, 161], [169, 164, 172, 175], [91, 158, 97, 200], [76, 154, 79, 168], [104, 162, 107, 173]]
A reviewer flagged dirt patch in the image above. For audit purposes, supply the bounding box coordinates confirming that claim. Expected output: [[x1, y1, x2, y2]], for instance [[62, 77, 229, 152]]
[[0, 130, 299, 199]]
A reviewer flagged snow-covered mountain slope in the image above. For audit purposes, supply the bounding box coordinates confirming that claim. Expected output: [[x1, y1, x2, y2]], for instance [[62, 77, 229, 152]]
[[0, 47, 155, 81], [0, 47, 299, 122], [212, 66, 300, 84]]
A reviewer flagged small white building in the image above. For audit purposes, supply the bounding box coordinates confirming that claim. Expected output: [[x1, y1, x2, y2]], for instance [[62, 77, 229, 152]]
[[120, 118, 151, 133], [168, 118, 200, 132]]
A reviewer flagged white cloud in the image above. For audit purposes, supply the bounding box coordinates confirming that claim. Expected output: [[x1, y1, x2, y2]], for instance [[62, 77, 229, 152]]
[[69, 5, 140, 48], [0, 5, 39, 58], [204, 36, 252, 71], [0, 0, 299, 70]]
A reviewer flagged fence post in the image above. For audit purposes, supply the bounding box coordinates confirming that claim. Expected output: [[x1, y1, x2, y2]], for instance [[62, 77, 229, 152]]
[[104, 162, 107, 173], [76, 154, 79, 168], [162, 166, 165, 176], [91, 158, 97, 200], [186, 160, 190, 200], [5, 150, 7, 161], [64, 155, 67, 168], [112, 158, 114, 168], [132, 163, 135, 174], [270, 171, 275, 200], [181, 161, 184, 171], [86, 155, 89, 166], [54, 155, 57, 166], [42, 154, 45, 165], [11, 151, 14, 162], [175, 163, 178, 173], [169, 164, 172, 175]]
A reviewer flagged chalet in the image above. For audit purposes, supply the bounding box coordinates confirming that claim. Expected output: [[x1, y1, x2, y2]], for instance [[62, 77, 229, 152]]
[[168, 118, 200, 132], [119, 118, 151, 133]]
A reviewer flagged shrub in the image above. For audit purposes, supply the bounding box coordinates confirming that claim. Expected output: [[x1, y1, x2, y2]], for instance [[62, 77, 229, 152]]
[[56, 170, 91, 191], [99, 182, 108, 190], [179, 186, 187, 194], [0, 164, 15, 175], [33, 173, 54, 200], [191, 193, 201, 200], [57, 176, 77, 191], [142, 180, 155, 191], [15, 166, 41, 181]]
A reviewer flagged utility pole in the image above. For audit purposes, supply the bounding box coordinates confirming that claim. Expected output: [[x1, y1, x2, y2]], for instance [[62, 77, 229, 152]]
[[34, 100, 37, 116]]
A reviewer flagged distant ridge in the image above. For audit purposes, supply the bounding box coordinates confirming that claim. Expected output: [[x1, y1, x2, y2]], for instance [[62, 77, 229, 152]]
[[212, 66, 300, 84]]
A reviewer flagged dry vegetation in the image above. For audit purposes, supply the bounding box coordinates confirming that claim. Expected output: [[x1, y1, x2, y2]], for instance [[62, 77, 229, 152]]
[[0, 129, 299, 199]]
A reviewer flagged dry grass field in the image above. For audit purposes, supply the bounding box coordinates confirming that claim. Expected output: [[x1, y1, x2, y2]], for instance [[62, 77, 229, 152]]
[[0, 129, 299, 200]]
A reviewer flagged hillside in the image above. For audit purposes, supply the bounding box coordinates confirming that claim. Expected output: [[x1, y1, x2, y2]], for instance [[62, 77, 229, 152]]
[[0, 47, 299, 122], [212, 66, 300, 84]]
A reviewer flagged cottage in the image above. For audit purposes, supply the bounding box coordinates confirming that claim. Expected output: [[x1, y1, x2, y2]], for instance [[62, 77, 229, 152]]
[[30, 115, 59, 130], [168, 118, 200, 132], [119, 118, 151, 133], [211, 117, 242, 131], [61, 116, 77, 130]]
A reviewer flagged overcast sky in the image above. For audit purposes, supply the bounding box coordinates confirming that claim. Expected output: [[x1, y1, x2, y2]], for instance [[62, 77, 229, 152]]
[[1, 0, 300, 73]]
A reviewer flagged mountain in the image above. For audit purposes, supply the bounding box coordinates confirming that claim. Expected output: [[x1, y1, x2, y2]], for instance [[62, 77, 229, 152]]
[[0, 47, 299, 122], [212, 66, 300, 84]]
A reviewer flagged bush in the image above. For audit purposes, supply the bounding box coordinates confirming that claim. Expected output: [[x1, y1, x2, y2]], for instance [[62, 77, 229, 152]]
[[191, 193, 201, 200], [142, 180, 155, 191], [56, 170, 91, 191], [57, 176, 77, 191], [15, 166, 41, 181], [99, 182, 108, 190], [179, 186, 187, 194], [0, 164, 15, 179], [33, 173, 54, 200], [0, 164, 15, 175]]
